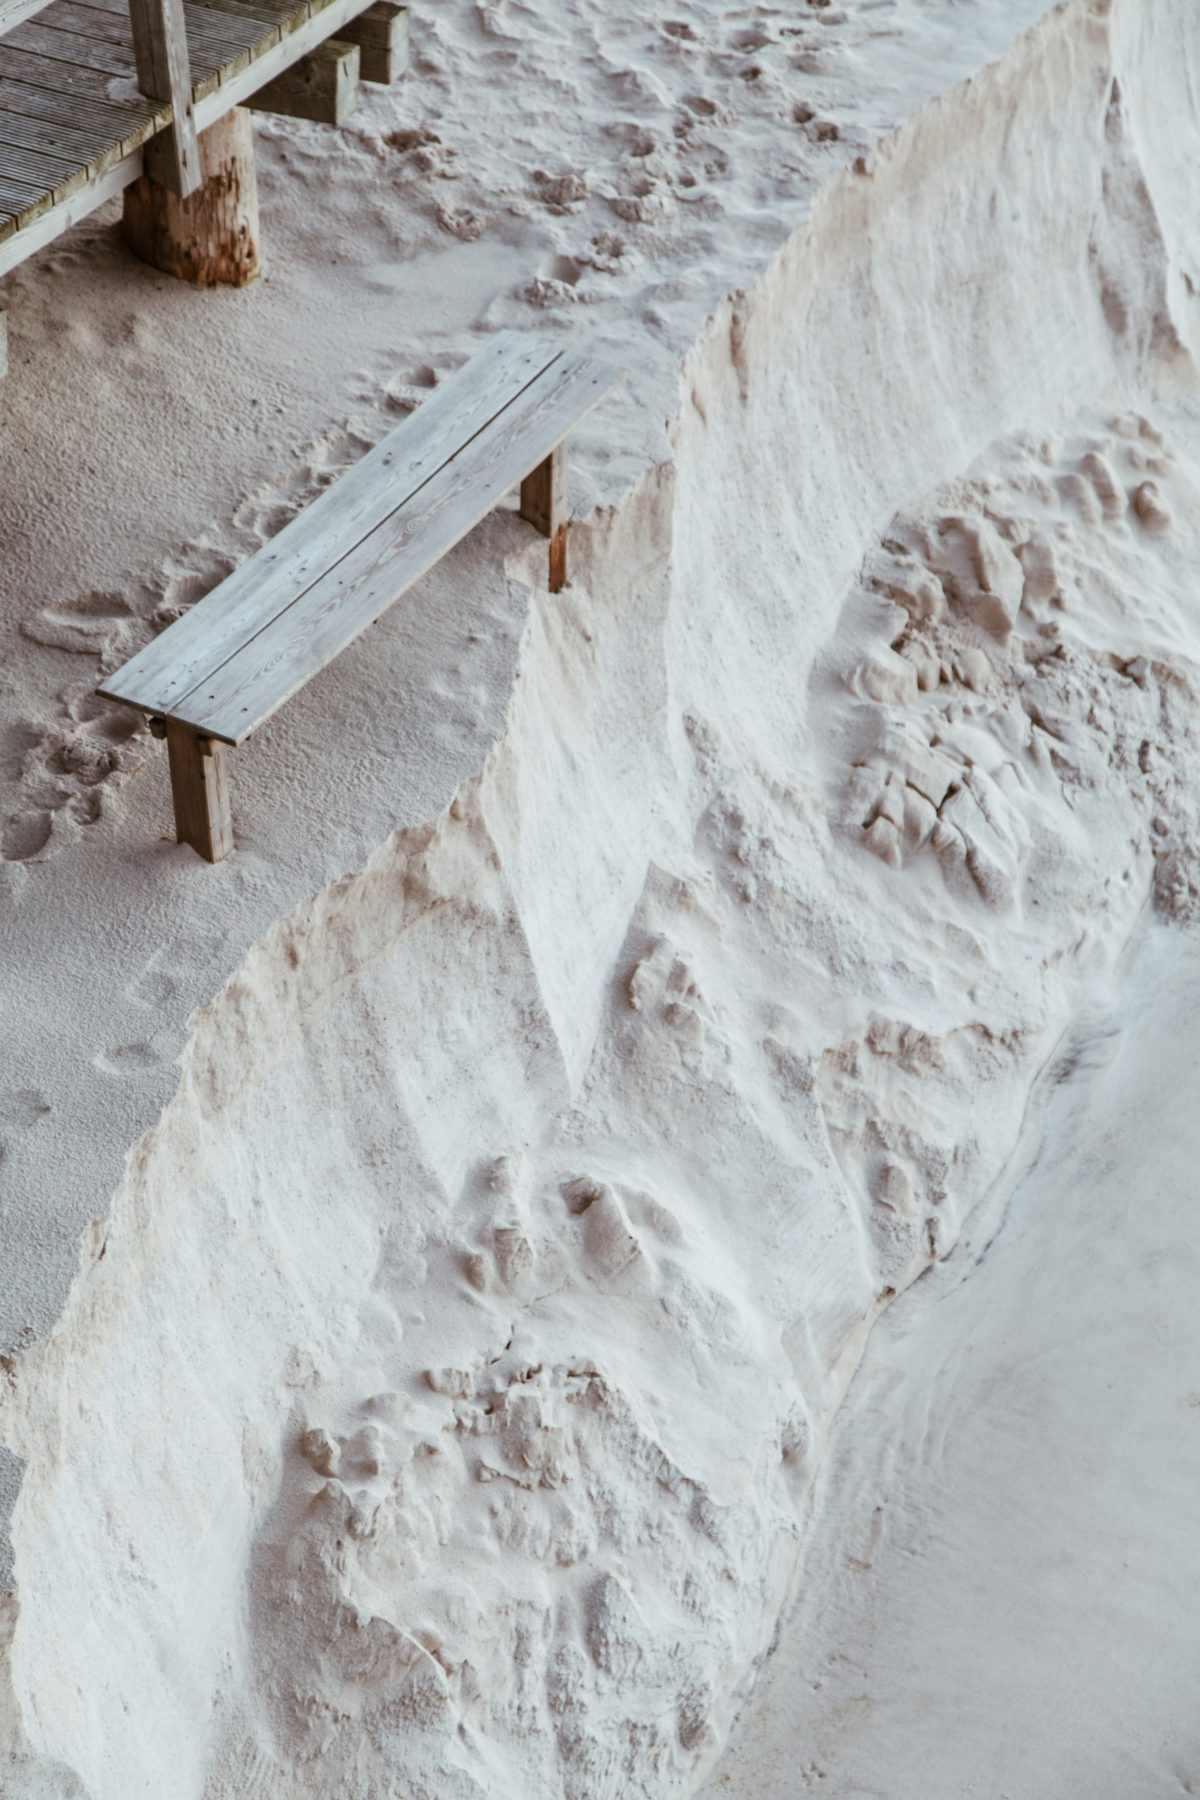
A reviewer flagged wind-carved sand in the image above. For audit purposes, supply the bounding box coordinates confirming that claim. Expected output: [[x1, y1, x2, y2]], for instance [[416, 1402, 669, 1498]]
[[2, 0, 1200, 1795]]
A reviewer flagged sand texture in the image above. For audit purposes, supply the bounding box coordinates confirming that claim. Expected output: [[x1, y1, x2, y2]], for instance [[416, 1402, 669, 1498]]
[[702, 919, 1200, 1794], [1, 0, 1199, 1794]]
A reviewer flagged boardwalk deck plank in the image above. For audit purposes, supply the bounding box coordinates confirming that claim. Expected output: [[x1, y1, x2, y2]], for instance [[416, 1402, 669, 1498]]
[[0, 109, 121, 164]]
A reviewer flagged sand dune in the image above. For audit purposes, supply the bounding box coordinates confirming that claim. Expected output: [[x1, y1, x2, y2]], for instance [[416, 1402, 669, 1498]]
[[2, 0, 1199, 1795]]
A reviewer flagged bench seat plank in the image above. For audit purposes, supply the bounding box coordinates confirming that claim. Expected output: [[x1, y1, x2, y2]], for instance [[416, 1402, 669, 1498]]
[[176, 349, 621, 742], [100, 331, 567, 722]]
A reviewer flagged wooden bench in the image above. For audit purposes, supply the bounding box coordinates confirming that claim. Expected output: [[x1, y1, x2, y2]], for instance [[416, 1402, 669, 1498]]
[[98, 331, 626, 861]]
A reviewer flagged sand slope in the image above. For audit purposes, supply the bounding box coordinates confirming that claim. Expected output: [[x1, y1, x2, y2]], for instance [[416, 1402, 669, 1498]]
[[704, 918, 1200, 1796]]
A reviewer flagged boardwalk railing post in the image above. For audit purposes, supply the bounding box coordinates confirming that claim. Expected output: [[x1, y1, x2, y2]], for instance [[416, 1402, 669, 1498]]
[[128, 0, 201, 197]]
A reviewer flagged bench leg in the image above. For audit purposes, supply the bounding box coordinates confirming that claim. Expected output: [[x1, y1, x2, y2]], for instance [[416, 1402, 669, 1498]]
[[520, 440, 568, 593], [123, 108, 261, 287], [165, 721, 234, 862]]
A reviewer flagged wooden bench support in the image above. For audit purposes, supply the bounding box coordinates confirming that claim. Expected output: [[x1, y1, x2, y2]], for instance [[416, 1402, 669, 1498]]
[[160, 719, 234, 862], [520, 440, 568, 593], [250, 40, 360, 126], [334, 3, 409, 84], [124, 108, 261, 287]]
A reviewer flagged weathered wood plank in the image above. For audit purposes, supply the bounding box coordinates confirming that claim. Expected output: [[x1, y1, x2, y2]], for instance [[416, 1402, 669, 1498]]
[[5, 19, 132, 73], [165, 720, 233, 860], [61, 0, 273, 49], [249, 35, 355, 123], [205, 0, 298, 26], [192, 0, 370, 117], [78, 0, 299, 20], [141, 354, 624, 743], [33, 0, 131, 45], [183, 8, 275, 60], [0, 166, 48, 205], [0, 73, 155, 133], [0, 137, 138, 263], [129, 0, 200, 193], [0, 136, 85, 187], [100, 334, 565, 719], [520, 439, 568, 592], [332, 0, 405, 84], [0, 98, 139, 169], [0, 42, 142, 101], [184, 7, 273, 57]]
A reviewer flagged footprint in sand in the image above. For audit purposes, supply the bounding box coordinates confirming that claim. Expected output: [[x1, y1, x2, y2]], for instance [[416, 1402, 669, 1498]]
[[93, 1043, 163, 1081]]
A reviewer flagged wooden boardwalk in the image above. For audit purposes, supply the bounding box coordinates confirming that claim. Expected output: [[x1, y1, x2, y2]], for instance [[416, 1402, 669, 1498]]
[[0, 0, 374, 276]]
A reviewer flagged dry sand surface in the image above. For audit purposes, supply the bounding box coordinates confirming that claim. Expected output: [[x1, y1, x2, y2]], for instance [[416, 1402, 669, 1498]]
[[702, 918, 1200, 1796], [1, 0, 1199, 1793]]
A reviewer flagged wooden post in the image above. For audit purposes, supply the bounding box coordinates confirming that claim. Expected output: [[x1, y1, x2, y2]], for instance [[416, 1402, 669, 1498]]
[[128, 0, 201, 196], [164, 720, 234, 862], [124, 107, 261, 286], [250, 40, 360, 125], [333, 3, 409, 84], [520, 440, 568, 593]]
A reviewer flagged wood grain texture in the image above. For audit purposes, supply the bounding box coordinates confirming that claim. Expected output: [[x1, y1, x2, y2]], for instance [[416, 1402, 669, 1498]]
[[331, 0, 404, 83], [249, 34, 355, 123], [101, 332, 564, 718], [4, 18, 131, 72], [128, 0, 200, 192], [103, 344, 626, 743], [192, 354, 619, 741], [0, 0, 56, 38], [520, 439, 569, 592], [124, 101, 257, 281], [165, 720, 233, 860]]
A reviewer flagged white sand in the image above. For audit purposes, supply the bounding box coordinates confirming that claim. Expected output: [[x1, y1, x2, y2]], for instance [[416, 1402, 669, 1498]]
[[1, 0, 1199, 1794], [702, 917, 1200, 1796]]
